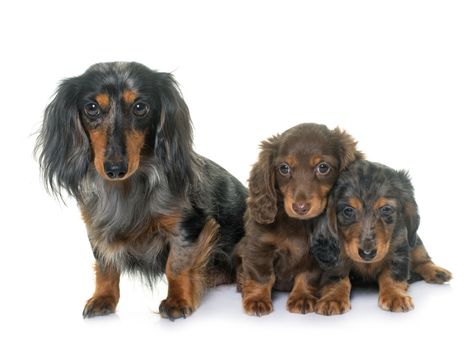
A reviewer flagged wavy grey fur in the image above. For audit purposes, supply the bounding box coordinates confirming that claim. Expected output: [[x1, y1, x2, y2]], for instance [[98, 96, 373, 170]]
[[35, 62, 247, 286]]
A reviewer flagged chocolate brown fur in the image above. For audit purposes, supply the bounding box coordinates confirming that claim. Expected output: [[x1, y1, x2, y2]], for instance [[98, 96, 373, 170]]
[[235, 123, 363, 316]]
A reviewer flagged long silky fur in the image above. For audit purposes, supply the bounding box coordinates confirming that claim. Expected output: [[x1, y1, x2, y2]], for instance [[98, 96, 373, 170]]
[[35, 62, 247, 288], [35, 77, 90, 200]]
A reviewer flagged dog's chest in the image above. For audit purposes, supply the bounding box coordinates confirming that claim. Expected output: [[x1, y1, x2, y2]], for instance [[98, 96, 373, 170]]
[[273, 220, 310, 259], [272, 227, 313, 289], [83, 206, 178, 272], [351, 261, 385, 280], [278, 233, 309, 260]]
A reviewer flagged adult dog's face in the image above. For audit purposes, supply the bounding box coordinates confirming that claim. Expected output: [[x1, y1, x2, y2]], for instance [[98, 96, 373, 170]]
[[329, 161, 419, 264], [37, 62, 194, 196], [76, 63, 166, 181], [79, 76, 152, 181]]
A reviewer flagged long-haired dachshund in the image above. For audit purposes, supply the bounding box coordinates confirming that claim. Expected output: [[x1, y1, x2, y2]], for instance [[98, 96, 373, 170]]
[[311, 160, 452, 314], [234, 123, 363, 316], [35, 62, 247, 320]]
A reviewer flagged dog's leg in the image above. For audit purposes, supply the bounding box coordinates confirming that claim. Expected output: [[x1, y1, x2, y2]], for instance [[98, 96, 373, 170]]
[[238, 244, 276, 317], [286, 271, 318, 314], [159, 219, 219, 320], [159, 263, 198, 320], [83, 262, 120, 318], [241, 274, 275, 316], [411, 237, 452, 284], [315, 275, 351, 315], [378, 268, 414, 312]]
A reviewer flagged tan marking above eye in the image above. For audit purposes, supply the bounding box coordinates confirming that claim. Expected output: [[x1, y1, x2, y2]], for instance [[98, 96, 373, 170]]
[[349, 197, 363, 210], [285, 155, 298, 168], [309, 156, 322, 167], [373, 197, 397, 210], [122, 89, 138, 104], [95, 93, 110, 108]]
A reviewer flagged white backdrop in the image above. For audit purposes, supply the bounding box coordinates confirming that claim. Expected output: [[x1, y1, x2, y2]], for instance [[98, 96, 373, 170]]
[[0, 1, 467, 349]]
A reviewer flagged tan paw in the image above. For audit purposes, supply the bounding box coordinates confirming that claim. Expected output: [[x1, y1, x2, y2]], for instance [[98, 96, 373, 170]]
[[315, 297, 351, 316], [159, 297, 194, 320], [83, 295, 118, 318], [243, 297, 273, 316], [287, 294, 317, 314], [379, 292, 414, 312]]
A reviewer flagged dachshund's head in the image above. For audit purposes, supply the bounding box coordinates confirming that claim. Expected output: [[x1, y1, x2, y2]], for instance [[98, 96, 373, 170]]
[[36, 62, 194, 199], [312, 160, 420, 267], [247, 123, 363, 224]]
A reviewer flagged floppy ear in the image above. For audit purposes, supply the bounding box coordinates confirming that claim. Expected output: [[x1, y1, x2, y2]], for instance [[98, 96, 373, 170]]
[[331, 127, 365, 170], [396, 170, 420, 247], [154, 73, 195, 197], [247, 135, 279, 224], [310, 198, 341, 269], [35, 78, 90, 200]]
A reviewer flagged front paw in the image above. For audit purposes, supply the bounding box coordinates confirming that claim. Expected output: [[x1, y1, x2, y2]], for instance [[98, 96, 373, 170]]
[[243, 297, 273, 317], [315, 297, 351, 316], [379, 292, 414, 312], [83, 295, 118, 318], [159, 298, 194, 320], [287, 294, 317, 314]]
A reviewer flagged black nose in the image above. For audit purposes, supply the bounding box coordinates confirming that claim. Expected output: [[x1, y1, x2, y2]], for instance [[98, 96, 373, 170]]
[[104, 161, 128, 179], [358, 248, 377, 261], [292, 202, 311, 215]]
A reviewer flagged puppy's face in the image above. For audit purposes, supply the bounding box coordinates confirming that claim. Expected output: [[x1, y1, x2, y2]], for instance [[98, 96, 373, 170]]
[[329, 160, 418, 264], [76, 63, 159, 181], [336, 196, 397, 263], [274, 127, 341, 220]]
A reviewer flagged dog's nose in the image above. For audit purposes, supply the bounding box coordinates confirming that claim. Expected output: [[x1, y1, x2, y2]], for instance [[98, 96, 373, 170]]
[[292, 202, 311, 215], [104, 161, 128, 179], [358, 248, 377, 261]]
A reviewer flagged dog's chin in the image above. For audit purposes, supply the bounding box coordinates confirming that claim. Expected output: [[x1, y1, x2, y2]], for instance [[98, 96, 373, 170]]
[[350, 256, 384, 264], [346, 247, 388, 264], [96, 169, 138, 182], [284, 206, 324, 220], [103, 176, 128, 182], [94, 161, 140, 182]]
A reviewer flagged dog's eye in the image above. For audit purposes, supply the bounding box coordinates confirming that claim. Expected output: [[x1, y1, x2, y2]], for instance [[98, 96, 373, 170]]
[[380, 205, 394, 216], [84, 103, 100, 118], [316, 162, 331, 175], [279, 163, 290, 176], [342, 206, 355, 219], [133, 102, 149, 117]]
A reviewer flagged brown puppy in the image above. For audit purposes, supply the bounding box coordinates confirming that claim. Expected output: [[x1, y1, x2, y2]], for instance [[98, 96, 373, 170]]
[[235, 123, 363, 316], [311, 160, 452, 314]]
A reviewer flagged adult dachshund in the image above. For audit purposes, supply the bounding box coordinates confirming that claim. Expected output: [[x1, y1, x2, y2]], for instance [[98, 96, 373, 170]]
[[36, 62, 247, 320]]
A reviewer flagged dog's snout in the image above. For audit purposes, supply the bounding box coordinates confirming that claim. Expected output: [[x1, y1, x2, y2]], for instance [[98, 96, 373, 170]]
[[292, 202, 311, 215], [358, 248, 377, 261], [104, 161, 128, 179]]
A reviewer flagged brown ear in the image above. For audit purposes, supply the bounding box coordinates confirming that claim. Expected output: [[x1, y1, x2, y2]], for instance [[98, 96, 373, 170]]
[[331, 127, 364, 170], [247, 135, 279, 224]]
